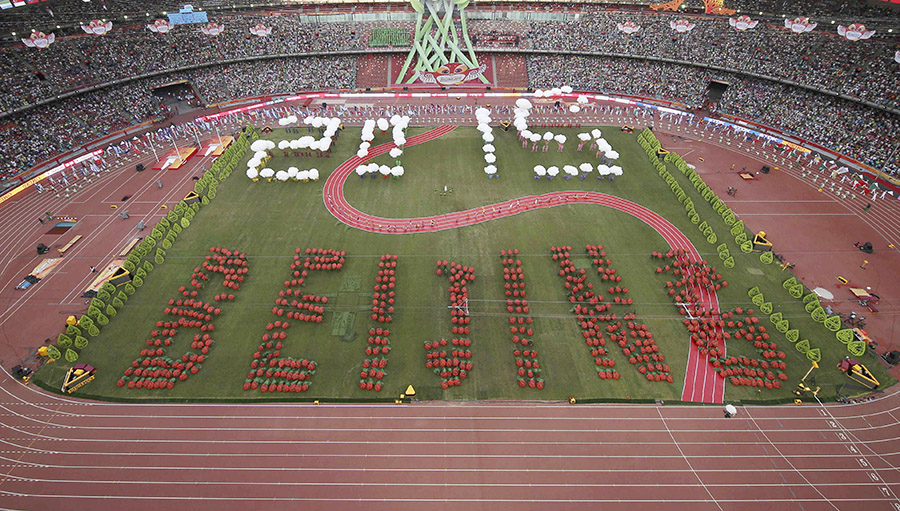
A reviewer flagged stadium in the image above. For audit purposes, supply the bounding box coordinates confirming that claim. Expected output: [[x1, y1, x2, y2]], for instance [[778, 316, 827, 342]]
[[0, 0, 899, 507]]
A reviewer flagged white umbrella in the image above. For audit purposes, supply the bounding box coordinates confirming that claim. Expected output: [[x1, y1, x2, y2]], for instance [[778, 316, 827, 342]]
[[309, 140, 321, 152], [724, 404, 737, 417], [355, 165, 367, 176], [288, 115, 299, 124], [253, 150, 267, 160], [379, 165, 391, 176], [360, 142, 371, 150], [308, 168, 319, 181], [597, 165, 611, 176], [377, 118, 389, 131], [610, 166, 623, 176], [521, 130, 533, 140], [560, 85, 573, 93], [577, 95, 589, 104], [483, 144, 495, 153], [250, 140, 268, 152], [591, 129, 602, 139], [554, 134, 567, 144], [547, 166, 559, 177], [277, 140, 289, 150], [311, 117, 323, 128], [319, 138, 332, 152], [533, 89, 544, 98], [534, 165, 547, 177], [287, 167, 299, 178], [564, 165, 578, 176], [389, 115, 401, 126], [484, 165, 497, 175], [577, 133, 592, 141], [529, 133, 541, 142], [275, 170, 289, 181], [597, 139, 612, 152], [356, 149, 368, 159], [394, 137, 406, 147], [475, 107, 491, 117], [367, 163, 379, 174], [515, 98, 532, 109], [605, 150, 620, 160], [543, 132, 554, 141], [278, 118, 290, 126], [297, 170, 310, 181], [289, 140, 300, 150], [483, 133, 495, 143], [477, 123, 492, 133], [247, 158, 261, 168], [246, 168, 258, 179], [569, 105, 580, 113], [579, 163, 593, 173], [389, 147, 403, 158], [485, 153, 497, 164], [550, 87, 562, 96], [390, 165, 404, 177], [260, 168, 275, 179]]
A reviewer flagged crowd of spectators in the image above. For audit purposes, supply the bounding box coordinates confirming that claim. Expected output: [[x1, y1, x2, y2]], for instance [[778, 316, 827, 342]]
[[0, 8, 897, 181], [716, 78, 900, 173], [526, 12, 900, 110], [0, 15, 369, 113], [726, 0, 897, 18], [2, 11, 897, 114], [0, 56, 355, 180], [528, 54, 900, 176], [188, 57, 356, 103]]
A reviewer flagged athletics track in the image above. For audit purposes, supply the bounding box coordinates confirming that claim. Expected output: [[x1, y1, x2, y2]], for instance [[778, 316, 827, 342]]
[[323, 125, 724, 403], [0, 102, 897, 509]]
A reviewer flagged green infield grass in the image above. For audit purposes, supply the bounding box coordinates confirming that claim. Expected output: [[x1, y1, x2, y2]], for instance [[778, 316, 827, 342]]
[[33, 124, 894, 403]]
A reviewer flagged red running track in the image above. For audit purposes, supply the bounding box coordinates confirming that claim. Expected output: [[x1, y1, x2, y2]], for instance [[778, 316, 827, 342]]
[[0, 118, 897, 509], [323, 125, 724, 403], [0, 371, 899, 510]]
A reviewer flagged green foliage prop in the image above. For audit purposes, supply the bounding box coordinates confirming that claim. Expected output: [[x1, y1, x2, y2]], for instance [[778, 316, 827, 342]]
[[836, 329, 854, 344], [57, 333, 72, 348], [806, 348, 821, 362], [823, 315, 842, 332]]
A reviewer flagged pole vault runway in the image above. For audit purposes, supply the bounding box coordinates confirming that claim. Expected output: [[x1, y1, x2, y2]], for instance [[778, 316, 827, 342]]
[[324, 125, 724, 403], [0, 373, 899, 510]]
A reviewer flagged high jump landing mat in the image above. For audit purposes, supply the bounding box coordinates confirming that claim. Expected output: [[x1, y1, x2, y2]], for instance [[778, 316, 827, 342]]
[[151, 147, 197, 171], [199, 136, 233, 157]]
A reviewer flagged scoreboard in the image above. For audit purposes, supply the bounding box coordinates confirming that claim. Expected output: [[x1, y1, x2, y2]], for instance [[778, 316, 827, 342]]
[[0, 0, 47, 9], [0, 0, 45, 9]]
